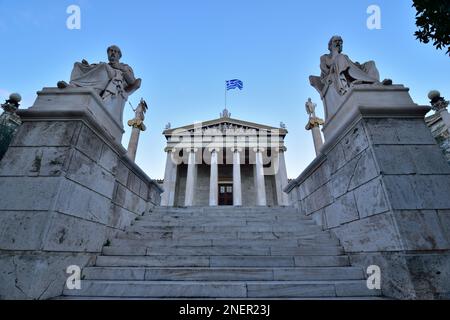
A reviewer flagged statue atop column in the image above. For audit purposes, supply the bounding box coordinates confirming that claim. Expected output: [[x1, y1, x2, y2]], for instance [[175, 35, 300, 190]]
[[305, 98, 324, 130], [57, 45, 142, 123], [310, 36, 392, 97], [127, 98, 148, 131], [304, 98, 324, 156], [126, 98, 148, 162]]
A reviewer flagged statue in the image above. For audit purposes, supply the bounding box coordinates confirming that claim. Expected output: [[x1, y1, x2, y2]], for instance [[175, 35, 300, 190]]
[[305, 98, 324, 131], [220, 108, 231, 118], [126, 98, 148, 161], [127, 98, 148, 131], [305, 98, 317, 118], [310, 36, 392, 97], [304, 98, 324, 156], [165, 122, 172, 130], [280, 122, 287, 129], [57, 45, 142, 123]]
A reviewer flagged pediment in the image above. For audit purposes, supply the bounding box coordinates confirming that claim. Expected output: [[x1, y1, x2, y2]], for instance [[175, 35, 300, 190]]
[[163, 117, 287, 137]]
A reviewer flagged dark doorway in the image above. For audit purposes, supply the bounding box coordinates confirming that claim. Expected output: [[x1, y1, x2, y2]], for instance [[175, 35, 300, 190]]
[[219, 184, 233, 206]]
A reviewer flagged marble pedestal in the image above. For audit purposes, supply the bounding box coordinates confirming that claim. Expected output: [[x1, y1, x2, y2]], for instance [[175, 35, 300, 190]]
[[30, 87, 125, 143], [322, 85, 415, 141], [0, 95, 161, 299]]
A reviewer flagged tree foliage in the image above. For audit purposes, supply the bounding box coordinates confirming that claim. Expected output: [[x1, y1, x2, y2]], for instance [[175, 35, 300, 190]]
[[412, 0, 450, 56]]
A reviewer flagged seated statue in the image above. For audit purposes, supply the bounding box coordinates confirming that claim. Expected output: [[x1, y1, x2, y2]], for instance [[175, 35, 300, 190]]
[[57, 45, 141, 124], [310, 36, 391, 97]]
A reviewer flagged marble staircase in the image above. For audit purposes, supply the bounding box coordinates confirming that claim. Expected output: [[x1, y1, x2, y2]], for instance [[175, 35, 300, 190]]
[[60, 206, 382, 299]]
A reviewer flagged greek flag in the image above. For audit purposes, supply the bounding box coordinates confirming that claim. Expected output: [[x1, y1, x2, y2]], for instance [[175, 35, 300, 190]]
[[226, 79, 243, 91]]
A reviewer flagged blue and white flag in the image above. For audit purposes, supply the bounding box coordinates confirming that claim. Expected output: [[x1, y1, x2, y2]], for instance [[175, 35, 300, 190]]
[[226, 79, 244, 91]]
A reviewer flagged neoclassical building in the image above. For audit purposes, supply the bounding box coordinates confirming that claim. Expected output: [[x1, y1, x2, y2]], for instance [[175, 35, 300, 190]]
[[160, 109, 289, 207]]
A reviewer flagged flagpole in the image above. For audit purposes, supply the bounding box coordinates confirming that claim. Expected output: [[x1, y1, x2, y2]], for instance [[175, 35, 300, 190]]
[[224, 81, 227, 109]]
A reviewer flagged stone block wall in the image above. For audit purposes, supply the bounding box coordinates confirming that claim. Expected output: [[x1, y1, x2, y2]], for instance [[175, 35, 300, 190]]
[[285, 106, 450, 299], [0, 110, 161, 299]]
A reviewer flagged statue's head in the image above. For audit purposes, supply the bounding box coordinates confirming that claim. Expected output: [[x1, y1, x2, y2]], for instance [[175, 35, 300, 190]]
[[328, 36, 343, 53], [107, 45, 122, 63]]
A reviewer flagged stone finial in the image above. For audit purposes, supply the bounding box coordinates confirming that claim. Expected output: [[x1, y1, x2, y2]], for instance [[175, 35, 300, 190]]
[[1, 93, 22, 113], [165, 122, 172, 130], [280, 122, 287, 129], [220, 108, 231, 118], [428, 90, 449, 112]]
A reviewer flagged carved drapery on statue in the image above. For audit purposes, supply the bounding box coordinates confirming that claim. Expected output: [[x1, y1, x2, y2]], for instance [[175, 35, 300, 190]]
[[309, 36, 392, 121], [58, 45, 141, 125]]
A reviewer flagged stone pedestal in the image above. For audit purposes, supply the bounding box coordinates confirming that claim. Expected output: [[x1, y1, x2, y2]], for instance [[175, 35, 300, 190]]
[[322, 85, 415, 141], [30, 87, 125, 143], [0, 92, 162, 299], [285, 87, 450, 299]]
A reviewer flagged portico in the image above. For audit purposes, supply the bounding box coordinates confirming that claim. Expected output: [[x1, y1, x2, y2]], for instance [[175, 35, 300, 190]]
[[160, 110, 289, 207]]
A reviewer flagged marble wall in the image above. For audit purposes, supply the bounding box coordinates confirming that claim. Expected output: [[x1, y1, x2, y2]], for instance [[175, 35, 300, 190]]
[[286, 107, 450, 299], [0, 111, 161, 299]]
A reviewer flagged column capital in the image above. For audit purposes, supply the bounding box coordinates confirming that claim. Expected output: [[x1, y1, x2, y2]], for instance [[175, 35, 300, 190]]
[[253, 147, 266, 153], [185, 148, 199, 153], [209, 147, 221, 153], [276, 146, 287, 153], [164, 147, 176, 153], [305, 117, 325, 130], [231, 147, 243, 153]]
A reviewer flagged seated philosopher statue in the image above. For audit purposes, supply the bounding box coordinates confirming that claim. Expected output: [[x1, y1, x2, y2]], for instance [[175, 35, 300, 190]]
[[57, 45, 142, 124], [310, 36, 391, 97]]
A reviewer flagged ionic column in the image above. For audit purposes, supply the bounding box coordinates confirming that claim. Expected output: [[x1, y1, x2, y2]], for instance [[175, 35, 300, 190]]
[[161, 148, 178, 206], [232, 147, 243, 206], [254, 148, 267, 206], [275, 147, 290, 206], [184, 148, 197, 207], [209, 148, 219, 206]]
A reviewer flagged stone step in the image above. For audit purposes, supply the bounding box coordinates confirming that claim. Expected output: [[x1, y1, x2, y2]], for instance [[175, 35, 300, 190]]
[[82, 267, 365, 281], [96, 255, 349, 268], [119, 230, 327, 241], [151, 207, 300, 214], [110, 236, 341, 248], [102, 245, 344, 256], [63, 280, 380, 298], [127, 224, 322, 234], [143, 213, 309, 220], [132, 220, 317, 228]]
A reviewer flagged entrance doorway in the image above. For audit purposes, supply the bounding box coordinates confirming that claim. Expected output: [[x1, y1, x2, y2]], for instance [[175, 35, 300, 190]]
[[219, 184, 233, 206]]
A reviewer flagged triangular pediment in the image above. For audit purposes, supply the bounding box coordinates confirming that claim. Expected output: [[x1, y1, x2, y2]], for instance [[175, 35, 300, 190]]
[[163, 117, 287, 137]]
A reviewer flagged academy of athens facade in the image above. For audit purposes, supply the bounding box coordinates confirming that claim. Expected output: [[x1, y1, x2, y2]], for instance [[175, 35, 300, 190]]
[[160, 109, 290, 207]]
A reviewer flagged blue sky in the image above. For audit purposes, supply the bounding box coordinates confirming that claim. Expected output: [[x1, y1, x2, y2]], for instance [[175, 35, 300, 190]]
[[1, 0, 449, 179]]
